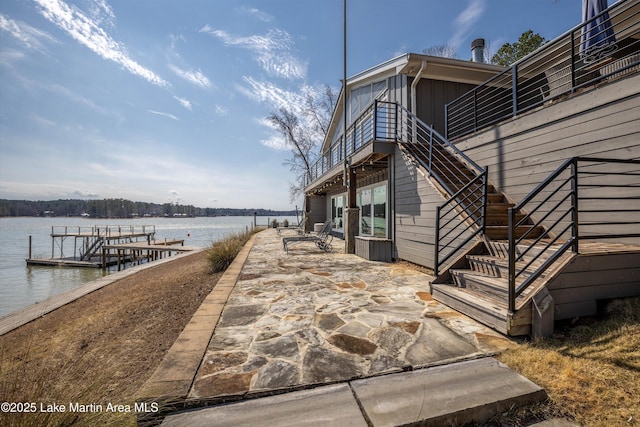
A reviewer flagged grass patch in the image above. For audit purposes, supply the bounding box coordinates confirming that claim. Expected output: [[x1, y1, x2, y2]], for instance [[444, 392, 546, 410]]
[[0, 252, 219, 427], [497, 297, 640, 426], [206, 229, 259, 273]]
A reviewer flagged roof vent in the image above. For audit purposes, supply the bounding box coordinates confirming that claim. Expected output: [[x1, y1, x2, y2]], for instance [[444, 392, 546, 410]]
[[471, 38, 485, 63]]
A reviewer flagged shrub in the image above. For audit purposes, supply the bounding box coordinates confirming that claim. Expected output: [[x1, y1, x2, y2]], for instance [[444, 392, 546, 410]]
[[206, 229, 256, 273]]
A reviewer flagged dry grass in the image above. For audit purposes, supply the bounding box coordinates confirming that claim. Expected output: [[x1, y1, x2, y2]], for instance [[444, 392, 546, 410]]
[[497, 297, 640, 427], [206, 229, 258, 273], [0, 251, 220, 427]]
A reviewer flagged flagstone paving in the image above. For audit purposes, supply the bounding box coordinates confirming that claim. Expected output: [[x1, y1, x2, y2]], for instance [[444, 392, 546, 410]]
[[188, 229, 515, 400]]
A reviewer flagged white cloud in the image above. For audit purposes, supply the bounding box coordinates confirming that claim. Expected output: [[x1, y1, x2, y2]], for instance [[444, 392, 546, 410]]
[[240, 7, 273, 23], [0, 14, 58, 53], [174, 96, 192, 110], [34, 0, 169, 87], [260, 134, 289, 151], [29, 113, 58, 127], [240, 79, 331, 151], [200, 26, 307, 80], [449, 0, 486, 50], [239, 76, 307, 114], [168, 63, 211, 88], [214, 105, 228, 116], [148, 110, 179, 121], [85, 0, 116, 28], [0, 49, 26, 68]]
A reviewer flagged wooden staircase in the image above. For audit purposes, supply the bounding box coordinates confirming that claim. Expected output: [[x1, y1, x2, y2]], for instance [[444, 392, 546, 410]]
[[402, 141, 544, 241], [431, 241, 570, 336], [396, 118, 640, 337], [400, 140, 551, 335], [394, 110, 571, 336]]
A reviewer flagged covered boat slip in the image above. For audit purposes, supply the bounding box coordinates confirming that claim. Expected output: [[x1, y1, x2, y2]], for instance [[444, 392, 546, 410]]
[[26, 225, 195, 269]]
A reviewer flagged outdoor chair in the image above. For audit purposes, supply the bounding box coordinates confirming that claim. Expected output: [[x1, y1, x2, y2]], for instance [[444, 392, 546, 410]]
[[282, 219, 333, 254], [277, 215, 306, 236]]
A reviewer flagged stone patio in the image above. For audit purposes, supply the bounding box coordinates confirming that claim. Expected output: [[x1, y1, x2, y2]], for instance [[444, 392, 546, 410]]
[[187, 229, 515, 400]]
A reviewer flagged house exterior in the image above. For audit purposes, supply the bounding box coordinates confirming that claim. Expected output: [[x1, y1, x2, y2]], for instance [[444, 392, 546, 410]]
[[303, 0, 640, 336], [304, 53, 505, 261]]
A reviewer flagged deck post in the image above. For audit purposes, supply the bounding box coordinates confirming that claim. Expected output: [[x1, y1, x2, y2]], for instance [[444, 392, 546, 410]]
[[345, 166, 359, 254], [29, 235, 32, 260]]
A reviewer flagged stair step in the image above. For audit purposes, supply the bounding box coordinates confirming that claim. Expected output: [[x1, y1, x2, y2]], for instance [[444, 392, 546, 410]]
[[488, 241, 564, 261], [451, 270, 511, 300], [487, 193, 505, 203], [485, 203, 515, 214], [467, 255, 510, 278], [431, 283, 509, 335], [484, 225, 545, 240], [466, 254, 545, 278]]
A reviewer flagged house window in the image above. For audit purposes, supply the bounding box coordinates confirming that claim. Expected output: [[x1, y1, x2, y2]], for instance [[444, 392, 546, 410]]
[[357, 183, 387, 238], [347, 79, 388, 125], [331, 195, 344, 231]]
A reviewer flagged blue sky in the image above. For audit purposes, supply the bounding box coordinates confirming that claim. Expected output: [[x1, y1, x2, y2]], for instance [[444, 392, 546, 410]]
[[0, 0, 589, 210]]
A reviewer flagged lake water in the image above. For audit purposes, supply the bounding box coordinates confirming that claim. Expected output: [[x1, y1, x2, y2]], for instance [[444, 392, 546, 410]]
[[0, 215, 297, 318]]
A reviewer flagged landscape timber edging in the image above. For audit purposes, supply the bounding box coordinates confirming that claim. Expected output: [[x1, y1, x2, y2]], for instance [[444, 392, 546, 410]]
[[135, 231, 260, 409]]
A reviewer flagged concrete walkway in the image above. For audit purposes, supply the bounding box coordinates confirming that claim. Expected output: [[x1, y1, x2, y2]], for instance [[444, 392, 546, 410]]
[[162, 357, 548, 427], [138, 229, 547, 425]]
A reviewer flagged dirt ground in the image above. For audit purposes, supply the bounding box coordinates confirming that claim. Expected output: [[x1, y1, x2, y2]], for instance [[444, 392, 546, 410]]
[[0, 251, 220, 426]]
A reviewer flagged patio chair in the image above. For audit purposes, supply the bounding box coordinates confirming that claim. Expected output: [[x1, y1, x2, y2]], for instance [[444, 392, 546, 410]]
[[282, 219, 333, 254], [277, 214, 306, 236]]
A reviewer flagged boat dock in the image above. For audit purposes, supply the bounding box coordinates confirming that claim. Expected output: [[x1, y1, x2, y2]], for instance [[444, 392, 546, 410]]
[[26, 225, 197, 269]]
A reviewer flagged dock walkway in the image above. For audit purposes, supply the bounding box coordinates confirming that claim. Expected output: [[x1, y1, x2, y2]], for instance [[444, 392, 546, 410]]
[[25, 224, 196, 270]]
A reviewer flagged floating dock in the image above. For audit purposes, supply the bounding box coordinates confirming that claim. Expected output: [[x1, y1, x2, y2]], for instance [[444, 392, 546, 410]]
[[26, 225, 196, 270]]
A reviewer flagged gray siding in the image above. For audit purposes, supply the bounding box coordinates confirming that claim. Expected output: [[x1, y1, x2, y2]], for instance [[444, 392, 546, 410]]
[[387, 74, 408, 107], [392, 146, 473, 269], [548, 252, 640, 320], [455, 73, 640, 243], [412, 78, 478, 136], [307, 195, 326, 226]]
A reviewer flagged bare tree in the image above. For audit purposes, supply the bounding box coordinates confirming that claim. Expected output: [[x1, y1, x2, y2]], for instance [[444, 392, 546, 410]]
[[268, 85, 337, 202], [305, 84, 337, 137], [483, 39, 495, 63], [422, 44, 458, 58]]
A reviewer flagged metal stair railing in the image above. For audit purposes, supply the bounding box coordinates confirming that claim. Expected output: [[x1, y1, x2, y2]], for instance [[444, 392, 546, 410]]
[[80, 235, 104, 261], [392, 105, 488, 277], [303, 100, 489, 276], [507, 157, 640, 312], [446, 0, 640, 140]]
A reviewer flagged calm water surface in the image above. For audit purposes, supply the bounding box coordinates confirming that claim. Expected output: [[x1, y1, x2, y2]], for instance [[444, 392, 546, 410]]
[[0, 216, 296, 317]]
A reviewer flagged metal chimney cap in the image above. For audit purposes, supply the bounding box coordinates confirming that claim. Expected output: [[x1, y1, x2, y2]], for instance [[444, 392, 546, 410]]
[[471, 38, 485, 49]]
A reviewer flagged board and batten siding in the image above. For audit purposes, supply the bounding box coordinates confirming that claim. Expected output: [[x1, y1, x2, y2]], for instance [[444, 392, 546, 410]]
[[412, 78, 478, 137], [454, 73, 640, 244], [391, 76, 488, 269], [306, 195, 326, 227]]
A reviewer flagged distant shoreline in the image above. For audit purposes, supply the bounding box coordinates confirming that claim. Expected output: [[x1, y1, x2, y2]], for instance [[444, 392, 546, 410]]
[[0, 198, 299, 218]]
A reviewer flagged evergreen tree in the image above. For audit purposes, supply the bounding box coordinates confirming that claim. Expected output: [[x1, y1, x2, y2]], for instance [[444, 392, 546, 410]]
[[491, 30, 546, 66]]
